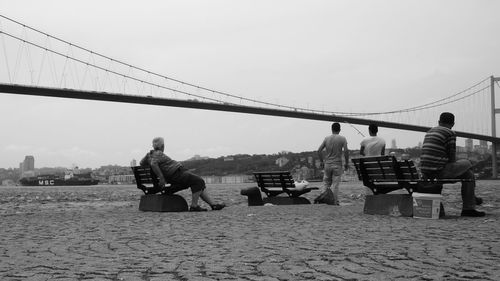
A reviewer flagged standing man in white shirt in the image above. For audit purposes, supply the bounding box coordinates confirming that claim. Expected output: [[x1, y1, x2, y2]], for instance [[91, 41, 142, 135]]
[[360, 124, 386, 156]]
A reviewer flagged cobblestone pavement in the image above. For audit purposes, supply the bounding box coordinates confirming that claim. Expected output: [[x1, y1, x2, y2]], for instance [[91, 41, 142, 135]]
[[0, 181, 499, 280]]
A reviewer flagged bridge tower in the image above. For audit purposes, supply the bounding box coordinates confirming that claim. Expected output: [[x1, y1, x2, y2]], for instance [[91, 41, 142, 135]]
[[491, 76, 500, 178]]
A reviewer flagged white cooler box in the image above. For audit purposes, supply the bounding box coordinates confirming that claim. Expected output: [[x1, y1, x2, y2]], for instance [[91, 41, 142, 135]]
[[412, 192, 442, 219]]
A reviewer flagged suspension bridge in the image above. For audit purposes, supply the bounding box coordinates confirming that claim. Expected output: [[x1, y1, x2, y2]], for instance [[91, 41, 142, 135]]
[[1, 14, 500, 174]]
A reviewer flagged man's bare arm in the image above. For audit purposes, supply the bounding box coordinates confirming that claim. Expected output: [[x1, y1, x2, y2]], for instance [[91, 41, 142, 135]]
[[150, 163, 166, 187], [343, 144, 349, 170], [360, 145, 365, 156], [317, 142, 325, 166]]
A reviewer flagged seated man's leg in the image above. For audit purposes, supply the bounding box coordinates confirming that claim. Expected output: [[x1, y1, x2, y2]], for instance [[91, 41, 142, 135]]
[[440, 160, 484, 216], [166, 183, 189, 194], [175, 170, 224, 211], [459, 170, 476, 210]]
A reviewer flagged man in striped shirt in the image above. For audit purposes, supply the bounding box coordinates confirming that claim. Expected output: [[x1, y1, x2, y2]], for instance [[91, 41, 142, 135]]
[[420, 112, 485, 217]]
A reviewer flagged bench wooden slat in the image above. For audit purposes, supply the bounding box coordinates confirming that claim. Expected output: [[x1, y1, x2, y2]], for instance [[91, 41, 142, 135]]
[[256, 178, 295, 183], [365, 173, 398, 180], [254, 171, 293, 175], [364, 168, 397, 175], [359, 162, 394, 169], [257, 182, 295, 185]]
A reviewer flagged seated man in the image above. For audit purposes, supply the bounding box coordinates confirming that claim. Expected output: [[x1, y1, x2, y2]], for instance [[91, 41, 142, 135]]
[[140, 137, 225, 212], [420, 112, 485, 217]]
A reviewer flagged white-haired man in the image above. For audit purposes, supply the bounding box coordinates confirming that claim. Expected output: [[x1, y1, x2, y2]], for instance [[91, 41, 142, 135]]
[[140, 137, 225, 212]]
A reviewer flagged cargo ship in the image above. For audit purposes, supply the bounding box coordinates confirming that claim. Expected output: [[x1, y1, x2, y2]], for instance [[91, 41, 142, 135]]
[[19, 172, 99, 186]]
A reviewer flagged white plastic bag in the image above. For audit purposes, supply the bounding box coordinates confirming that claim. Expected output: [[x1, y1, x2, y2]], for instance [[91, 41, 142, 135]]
[[293, 180, 309, 191]]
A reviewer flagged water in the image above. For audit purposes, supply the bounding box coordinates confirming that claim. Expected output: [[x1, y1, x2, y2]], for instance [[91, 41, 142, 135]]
[[0, 180, 498, 215], [0, 183, 254, 215]]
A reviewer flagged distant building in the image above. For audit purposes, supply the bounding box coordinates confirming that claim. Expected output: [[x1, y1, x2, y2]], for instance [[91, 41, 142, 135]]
[[130, 159, 137, 167], [108, 174, 135, 184], [474, 145, 487, 155], [275, 156, 289, 167], [391, 139, 397, 149], [20, 155, 35, 177], [186, 155, 210, 161], [223, 157, 234, 162], [1, 179, 16, 186], [221, 175, 252, 184], [465, 138, 473, 152], [201, 175, 252, 184], [23, 156, 34, 171], [292, 166, 311, 181], [479, 140, 488, 149]]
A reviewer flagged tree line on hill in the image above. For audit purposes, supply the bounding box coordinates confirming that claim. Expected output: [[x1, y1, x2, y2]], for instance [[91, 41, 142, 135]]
[[182, 151, 314, 176]]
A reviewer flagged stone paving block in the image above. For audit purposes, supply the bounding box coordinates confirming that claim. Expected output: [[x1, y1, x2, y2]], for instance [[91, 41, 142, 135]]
[[115, 273, 143, 281], [0, 183, 498, 280]]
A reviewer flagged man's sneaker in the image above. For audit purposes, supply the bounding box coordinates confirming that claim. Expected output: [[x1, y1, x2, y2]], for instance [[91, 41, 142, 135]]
[[189, 205, 208, 212], [461, 209, 486, 217], [210, 203, 226, 211]]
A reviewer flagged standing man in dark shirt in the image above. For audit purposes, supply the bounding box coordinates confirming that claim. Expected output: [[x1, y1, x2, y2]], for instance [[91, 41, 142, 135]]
[[140, 137, 225, 212], [420, 112, 485, 217]]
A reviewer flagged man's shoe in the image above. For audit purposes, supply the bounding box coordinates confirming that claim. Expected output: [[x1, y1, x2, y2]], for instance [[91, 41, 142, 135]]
[[461, 209, 486, 217], [475, 196, 483, 206], [210, 203, 225, 211], [189, 205, 208, 212]]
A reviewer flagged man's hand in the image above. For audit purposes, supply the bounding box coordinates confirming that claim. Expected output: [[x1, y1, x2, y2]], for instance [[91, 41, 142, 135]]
[[158, 177, 166, 188]]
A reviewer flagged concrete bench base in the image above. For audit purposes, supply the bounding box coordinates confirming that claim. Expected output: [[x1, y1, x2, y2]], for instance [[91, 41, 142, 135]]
[[240, 186, 311, 205], [139, 194, 188, 212], [364, 194, 414, 217], [364, 194, 445, 217], [263, 196, 311, 205]]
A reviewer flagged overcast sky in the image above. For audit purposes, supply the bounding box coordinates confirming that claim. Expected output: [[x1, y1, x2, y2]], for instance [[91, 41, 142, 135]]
[[1, 0, 500, 169]]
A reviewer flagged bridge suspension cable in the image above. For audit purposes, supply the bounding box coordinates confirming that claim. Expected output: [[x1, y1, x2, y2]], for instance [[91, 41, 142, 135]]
[[0, 13, 496, 139], [0, 14, 317, 112], [0, 13, 493, 120], [349, 77, 491, 116]]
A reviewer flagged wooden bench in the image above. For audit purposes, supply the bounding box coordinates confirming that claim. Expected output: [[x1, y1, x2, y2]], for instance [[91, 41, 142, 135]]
[[351, 155, 463, 195], [253, 171, 319, 198], [240, 171, 319, 206], [131, 166, 188, 212], [132, 166, 166, 194], [351, 155, 470, 217]]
